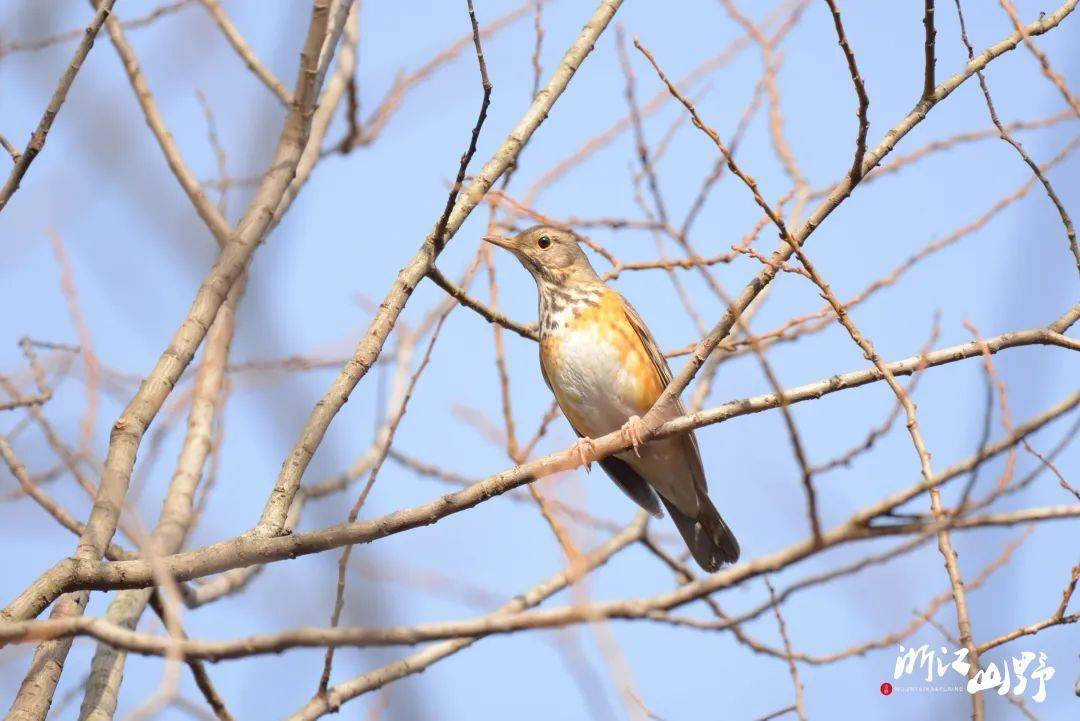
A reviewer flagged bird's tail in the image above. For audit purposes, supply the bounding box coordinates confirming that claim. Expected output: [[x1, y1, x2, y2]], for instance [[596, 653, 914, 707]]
[[659, 492, 740, 572]]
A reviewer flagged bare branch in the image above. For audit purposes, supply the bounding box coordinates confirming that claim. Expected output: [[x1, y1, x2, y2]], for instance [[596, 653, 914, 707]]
[[198, 0, 292, 106], [821, 0, 870, 182], [0, 0, 118, 214]]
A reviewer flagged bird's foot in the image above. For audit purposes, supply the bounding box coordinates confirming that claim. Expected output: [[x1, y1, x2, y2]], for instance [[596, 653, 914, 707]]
[[620, 415, 647, 458], [570, 437, 597, 472]]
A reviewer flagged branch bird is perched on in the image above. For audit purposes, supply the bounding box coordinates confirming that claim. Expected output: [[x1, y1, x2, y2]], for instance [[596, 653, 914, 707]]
[[485, 225, 740, 571]]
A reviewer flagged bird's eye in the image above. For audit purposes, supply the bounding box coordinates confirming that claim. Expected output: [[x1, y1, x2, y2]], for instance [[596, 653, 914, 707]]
[[537, 235, 551, 249]]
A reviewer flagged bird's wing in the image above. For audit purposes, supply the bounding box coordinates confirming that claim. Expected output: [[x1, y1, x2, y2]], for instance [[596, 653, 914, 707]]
[[622, 295, 741, 569], [619, 296, 709, 494], [619, 297, 675, 385]]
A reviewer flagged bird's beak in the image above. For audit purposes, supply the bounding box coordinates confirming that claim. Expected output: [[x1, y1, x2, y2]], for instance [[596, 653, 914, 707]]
[[483, 233, 515, 251]]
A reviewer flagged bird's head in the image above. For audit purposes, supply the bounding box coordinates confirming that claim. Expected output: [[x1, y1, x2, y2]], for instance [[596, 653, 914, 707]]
[[484, 225, 599, 287]]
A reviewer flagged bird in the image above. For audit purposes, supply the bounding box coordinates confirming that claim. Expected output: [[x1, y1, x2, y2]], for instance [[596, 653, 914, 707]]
[[484, 224, 740, 571]]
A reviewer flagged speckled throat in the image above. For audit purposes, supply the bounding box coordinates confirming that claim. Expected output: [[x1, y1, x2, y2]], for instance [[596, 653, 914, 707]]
[[537, 278, 605, 338]]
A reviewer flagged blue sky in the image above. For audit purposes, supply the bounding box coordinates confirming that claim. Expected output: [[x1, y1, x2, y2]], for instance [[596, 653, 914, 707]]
[[1, 1, 1078, 719]]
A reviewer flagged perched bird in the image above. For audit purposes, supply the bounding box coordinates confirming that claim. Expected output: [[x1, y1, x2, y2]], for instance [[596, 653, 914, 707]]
[[485, 225, 740, 571]]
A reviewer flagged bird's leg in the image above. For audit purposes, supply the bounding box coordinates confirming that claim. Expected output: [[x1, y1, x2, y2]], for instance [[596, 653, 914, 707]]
[[620, 415, 647, 458], [570, 436, 597, 471]]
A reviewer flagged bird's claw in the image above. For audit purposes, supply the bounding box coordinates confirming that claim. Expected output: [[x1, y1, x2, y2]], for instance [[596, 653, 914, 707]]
[[571, 437, 597, 472], [621, 415, 646, 458]]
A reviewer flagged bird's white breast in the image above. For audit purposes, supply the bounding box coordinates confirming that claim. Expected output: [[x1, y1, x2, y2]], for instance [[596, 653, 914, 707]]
[[545, 320, 644, 438]]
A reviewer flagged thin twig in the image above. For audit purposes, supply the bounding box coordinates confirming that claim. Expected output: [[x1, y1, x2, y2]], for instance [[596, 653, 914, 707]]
[[0, 0, 119, 214], [822, 0, 870, 182]]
